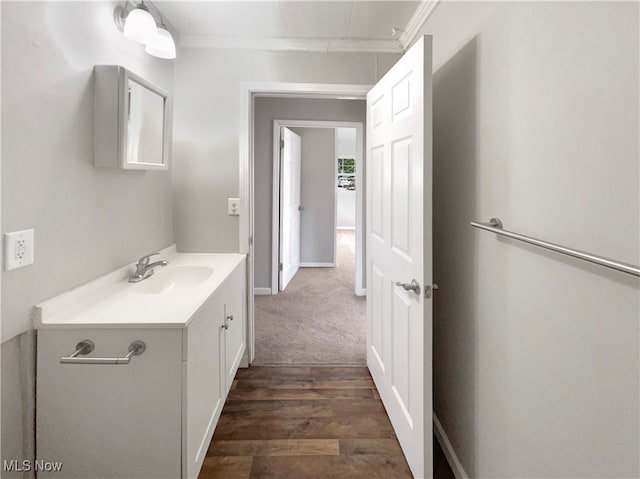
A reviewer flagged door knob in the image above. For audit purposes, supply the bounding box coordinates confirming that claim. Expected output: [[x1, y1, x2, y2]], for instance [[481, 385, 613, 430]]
[[396, 279, 421, 295]]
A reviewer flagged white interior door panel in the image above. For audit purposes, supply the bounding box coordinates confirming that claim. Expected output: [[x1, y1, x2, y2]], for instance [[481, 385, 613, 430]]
[[366, 35, 433, 479], [279, 127, 302, 290]]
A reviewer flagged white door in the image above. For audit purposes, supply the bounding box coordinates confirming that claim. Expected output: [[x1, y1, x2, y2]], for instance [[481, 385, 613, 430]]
[[366, 36, 433, 479], [279, 127, 302, 291]]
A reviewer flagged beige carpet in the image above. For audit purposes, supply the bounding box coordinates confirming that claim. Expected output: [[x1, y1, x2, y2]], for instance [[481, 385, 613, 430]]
[[254, 230, 366, 365]]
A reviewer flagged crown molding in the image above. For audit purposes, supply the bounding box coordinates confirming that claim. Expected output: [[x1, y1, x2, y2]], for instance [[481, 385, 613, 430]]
[[399, 0, 441, 50], [179, 36, 403, 54]]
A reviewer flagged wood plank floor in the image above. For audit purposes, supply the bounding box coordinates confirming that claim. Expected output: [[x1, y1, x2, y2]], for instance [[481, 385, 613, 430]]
[[199, 366, 455, 479]]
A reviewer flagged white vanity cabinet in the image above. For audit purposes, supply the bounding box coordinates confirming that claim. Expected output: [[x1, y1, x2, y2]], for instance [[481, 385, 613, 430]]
[[35, 252, 246, 479], [183, 260, 246, 479]]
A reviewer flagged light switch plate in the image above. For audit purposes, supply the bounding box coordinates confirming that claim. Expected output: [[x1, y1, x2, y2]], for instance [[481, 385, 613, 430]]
[[228, 198, 240, 216], [4, 229, 35, 270]]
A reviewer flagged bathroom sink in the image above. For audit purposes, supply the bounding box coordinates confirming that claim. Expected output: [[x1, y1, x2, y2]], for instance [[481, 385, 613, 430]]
[[133, 266, 214, 294]]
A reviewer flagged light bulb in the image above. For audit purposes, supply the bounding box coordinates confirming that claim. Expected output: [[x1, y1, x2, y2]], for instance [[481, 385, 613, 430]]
[[123, 7, 157, 45], [145, 27, 177, 59]]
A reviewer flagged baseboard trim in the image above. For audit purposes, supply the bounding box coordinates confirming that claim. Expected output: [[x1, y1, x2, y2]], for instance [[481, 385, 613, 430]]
[[254, 288, 272, 296], [239, 353, 249, 368], [251, 362, 367, 367], [433, 413, 469, 479], [300, 262, 335, 268]]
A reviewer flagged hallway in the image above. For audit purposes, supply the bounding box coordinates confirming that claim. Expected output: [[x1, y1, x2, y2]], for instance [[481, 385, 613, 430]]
[[254, 230, 365, 365], [199, 366, 454, 479]]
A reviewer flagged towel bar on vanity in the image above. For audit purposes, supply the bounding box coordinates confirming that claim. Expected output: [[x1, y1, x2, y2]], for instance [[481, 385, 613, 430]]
[[60, 340, 147, 365]]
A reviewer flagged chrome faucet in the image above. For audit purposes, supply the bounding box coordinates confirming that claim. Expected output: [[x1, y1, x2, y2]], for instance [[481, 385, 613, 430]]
[[128, 252, 169, 283]]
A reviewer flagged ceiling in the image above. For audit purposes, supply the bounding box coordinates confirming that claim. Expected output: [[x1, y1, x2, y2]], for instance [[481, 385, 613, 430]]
[[154, 1, 429, 52]]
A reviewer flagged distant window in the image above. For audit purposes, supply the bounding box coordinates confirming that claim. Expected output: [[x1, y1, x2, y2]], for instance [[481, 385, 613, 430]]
[[338, 158, 355, 190]]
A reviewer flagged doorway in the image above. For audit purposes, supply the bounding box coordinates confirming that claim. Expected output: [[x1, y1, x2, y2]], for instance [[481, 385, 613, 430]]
[[270, 120, 364, 297], [238, 83, 371, 365], [255, 119, 365, 365]]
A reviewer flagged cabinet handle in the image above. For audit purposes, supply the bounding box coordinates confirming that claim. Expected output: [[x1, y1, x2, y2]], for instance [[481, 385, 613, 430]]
[[221, 313, 234, 330], [60, 340, 146, 365]]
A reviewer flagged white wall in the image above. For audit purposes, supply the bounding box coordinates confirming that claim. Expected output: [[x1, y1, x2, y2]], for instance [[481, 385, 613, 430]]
[[414, 2, 639, 477], [1, 1, 175, 469], [1, 1, 175, 342], [337, 190, 356, 229], [290, 127, 336, 265], [337, 126, 357, 157], [171, 48, 398, 258], [336, 128, 356, 229], [252, 98, 366, 288]]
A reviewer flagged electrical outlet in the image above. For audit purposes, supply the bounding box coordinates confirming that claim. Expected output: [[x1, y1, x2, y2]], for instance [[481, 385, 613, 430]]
[[4, 229, 34, 270], [228, 198, 240, 216]]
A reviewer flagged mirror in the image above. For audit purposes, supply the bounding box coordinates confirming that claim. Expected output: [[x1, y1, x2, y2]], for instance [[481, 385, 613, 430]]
[[94, 66, 171, 170], [126, 79, 165, 167]]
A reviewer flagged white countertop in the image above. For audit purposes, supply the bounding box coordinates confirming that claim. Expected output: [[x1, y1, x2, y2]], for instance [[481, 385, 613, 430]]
[[33, 246, 246, 329]]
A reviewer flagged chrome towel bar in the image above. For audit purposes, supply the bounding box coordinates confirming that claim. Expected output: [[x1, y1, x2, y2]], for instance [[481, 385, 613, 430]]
[[470, 218, 640, 277], [60, 340, 147, 365]]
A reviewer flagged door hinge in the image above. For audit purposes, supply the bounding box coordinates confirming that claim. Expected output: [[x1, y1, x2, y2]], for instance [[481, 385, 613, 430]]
[[279, 263, 283, 271], [280, 139, 284, 148], [248, 235, 253, 246]]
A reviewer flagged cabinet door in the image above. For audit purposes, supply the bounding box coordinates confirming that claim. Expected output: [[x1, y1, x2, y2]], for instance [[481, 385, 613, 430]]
[[223, 262, 246, 395], [37, 329, 182, 479], [184, 295, 225, 479]]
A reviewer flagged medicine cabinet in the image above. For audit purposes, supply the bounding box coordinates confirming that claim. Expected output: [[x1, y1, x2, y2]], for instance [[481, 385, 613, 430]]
[[94, 65, 171, 170]]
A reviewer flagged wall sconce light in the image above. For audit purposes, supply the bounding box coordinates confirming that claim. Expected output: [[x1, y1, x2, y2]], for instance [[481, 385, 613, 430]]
[[145, 24, 177, 59], [114, 2, 176, 59], [122, 4, 156, 44]]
